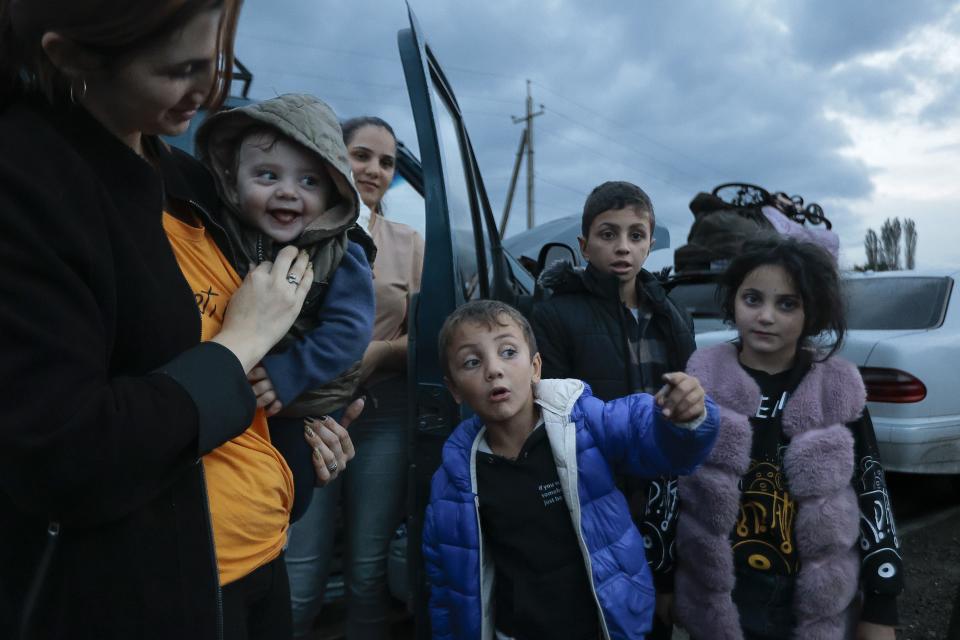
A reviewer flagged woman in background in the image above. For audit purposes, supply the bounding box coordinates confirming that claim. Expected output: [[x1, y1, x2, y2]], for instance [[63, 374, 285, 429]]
[[286, 116, 424, 639]]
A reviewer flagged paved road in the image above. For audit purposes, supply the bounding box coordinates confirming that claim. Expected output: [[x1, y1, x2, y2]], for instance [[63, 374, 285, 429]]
[[889, 472, 957, 524], [312, 472, 960, 639]]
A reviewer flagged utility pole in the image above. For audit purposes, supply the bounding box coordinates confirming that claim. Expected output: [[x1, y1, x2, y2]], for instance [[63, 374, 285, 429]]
[[498, 129, 526, 238], [511, 80, 544, 230]]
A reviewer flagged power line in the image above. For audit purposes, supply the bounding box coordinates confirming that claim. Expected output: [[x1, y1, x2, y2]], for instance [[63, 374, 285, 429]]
[[251, 67, 514, 123], [443, 64, 514, 79], [241, 32, 717, 176], [261, 90, 410, 113], [239, 29, 714, 204], [533, 177, 688, 227], [463, 110, 515, 120], [242, 30, 515, 81], [537, 125, 694, 196], [530, 80, 726, 177], [237, 33, 398, 64], [240, 31, 723, 182], [253, 66, 407, 93], [242, 42, 516, 106], [545, 106, 708, 185], [534, 175, 589, 197]]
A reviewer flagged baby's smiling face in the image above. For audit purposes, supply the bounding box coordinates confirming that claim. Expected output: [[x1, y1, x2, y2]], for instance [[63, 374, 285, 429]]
[[234, 132, 332, 243]]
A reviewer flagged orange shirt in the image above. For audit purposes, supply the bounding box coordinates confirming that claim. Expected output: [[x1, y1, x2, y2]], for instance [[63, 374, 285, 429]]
[[163, 212, 293, 586]]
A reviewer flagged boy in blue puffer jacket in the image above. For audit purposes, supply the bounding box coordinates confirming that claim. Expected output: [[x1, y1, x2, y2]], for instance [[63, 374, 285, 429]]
[[424, 300, 719, 640]]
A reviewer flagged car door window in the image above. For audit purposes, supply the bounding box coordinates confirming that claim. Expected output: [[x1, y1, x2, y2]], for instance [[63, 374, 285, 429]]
[[384, 173, 426, 237], [428, 68, 487, 301]]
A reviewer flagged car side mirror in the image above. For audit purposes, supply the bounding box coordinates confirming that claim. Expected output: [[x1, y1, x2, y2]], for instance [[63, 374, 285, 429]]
[[536, 242, 578, 277]]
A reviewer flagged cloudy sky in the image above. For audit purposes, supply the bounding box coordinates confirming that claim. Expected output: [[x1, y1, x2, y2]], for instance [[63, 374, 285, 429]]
[[234, 0, 960, 269]]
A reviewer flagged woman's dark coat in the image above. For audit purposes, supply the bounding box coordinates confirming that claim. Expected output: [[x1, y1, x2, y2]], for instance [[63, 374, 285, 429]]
[[0, 98, 256, 639]]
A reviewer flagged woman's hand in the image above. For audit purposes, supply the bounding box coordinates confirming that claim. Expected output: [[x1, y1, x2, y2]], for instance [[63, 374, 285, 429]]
[[855, 621, 896, 640], [212, 246, 312, 373], [305, 398, 364, 487]]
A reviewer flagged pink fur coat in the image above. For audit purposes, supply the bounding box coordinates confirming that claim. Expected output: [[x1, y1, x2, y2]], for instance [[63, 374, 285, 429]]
[[674, 343, 866, 640]]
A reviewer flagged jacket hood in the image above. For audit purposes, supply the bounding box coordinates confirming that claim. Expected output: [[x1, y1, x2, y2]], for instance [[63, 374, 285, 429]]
[[195, 93, 359, 242], [535, 378, 588, 418], [537, 259, 586, 294]]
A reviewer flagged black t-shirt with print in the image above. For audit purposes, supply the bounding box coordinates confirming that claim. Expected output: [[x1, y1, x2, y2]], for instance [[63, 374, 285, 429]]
[[732, 355, 811, 576], [477, 425, 599, 640]]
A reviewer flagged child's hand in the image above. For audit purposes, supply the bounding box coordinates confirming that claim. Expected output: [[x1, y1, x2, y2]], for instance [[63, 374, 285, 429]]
[[248, 365, 283, 417], [655, 372, 705, 424]]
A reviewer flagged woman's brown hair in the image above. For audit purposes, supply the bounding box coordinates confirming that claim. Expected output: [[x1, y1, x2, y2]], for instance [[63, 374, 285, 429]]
[[0, 0, 242, 108]]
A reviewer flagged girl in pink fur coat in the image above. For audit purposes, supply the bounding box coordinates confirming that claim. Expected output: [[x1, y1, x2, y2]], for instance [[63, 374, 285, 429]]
[[669, 238, 903, 640]]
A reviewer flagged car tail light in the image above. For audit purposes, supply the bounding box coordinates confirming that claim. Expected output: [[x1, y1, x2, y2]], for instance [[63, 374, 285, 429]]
[[859, 368, 927, 403]]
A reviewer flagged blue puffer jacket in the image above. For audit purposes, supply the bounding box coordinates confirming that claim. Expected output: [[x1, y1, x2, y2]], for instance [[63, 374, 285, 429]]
[[423, 379, 719, 640]]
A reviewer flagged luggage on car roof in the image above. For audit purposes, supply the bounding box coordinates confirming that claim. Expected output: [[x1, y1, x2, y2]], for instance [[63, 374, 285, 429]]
[[673, 183, 838, 273]]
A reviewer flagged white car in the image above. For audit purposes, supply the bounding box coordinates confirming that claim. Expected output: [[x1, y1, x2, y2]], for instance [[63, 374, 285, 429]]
[[840, 269, 959, 474], [689, 268, 960, 475]]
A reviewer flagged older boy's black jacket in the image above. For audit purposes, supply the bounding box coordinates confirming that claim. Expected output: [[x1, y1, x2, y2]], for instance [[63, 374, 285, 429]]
[[531, 261, 696, 400], [0, 98, 256, 639]]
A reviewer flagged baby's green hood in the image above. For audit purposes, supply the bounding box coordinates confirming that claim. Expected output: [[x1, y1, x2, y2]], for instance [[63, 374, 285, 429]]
[[195, 93, 359, 241]]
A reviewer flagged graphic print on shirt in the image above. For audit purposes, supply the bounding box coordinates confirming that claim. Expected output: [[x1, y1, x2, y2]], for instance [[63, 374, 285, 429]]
[[641, 478, 678, 572], [733, 389, 798, 575], [194, 286, 223, 323], [858, 454, 902, 584], [539, 480, 563, 507]]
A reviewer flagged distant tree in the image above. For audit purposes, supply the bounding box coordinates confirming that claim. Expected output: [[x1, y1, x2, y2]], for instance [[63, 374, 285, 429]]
[[859, 218, 918, 271], [904, 218, 918, 269], [864, 229, 881, 270], [880, 217, 902, 270]]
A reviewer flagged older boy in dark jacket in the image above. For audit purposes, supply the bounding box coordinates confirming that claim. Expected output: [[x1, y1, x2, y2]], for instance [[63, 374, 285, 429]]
[[531, 180, 691, 636]]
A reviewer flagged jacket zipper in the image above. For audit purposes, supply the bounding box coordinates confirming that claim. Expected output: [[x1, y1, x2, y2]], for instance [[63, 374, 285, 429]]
[[473, 495, 489, 639], [469, 429, 493, 640], [198, 456, 224, 640], [556, 414, 612, 640], [18, 520, 61, 640]]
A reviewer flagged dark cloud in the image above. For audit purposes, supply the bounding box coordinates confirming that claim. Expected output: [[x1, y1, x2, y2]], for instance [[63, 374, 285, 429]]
[[781, 0, 954, 68], [231, 0, 949, 247]]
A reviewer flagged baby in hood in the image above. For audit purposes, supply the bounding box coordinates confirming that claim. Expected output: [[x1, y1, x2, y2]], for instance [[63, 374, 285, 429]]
[[196, 94, 376, 521]]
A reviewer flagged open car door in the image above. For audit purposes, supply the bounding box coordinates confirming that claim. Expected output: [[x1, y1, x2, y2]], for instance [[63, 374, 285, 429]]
[[397, 5, 520, 636]]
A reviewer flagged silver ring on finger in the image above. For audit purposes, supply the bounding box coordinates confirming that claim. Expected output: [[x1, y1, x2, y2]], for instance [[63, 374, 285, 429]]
[[286, 273, 300, 286], [327, 462, 339, 473]]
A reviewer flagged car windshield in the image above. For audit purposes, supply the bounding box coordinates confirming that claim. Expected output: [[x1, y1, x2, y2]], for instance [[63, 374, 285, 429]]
[[845, 276, 952, 330]]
